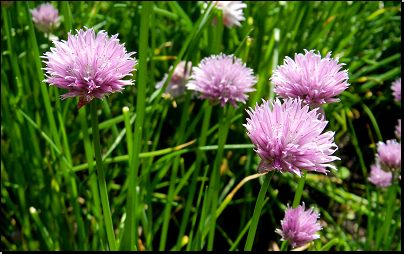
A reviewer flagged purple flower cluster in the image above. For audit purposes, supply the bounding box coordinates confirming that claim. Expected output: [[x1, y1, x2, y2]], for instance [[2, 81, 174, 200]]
[[275, 203, 323, 248], [368, 163, 392, 188], [209, 1, 247, 29], [186, 53, 256, 108], [391, 78, 401, 102], [395, 119, 401, 142], [155, 61, 192, 98], [271, 49, 350, 106], [30, 2, 60, 34], [375, 139, 401, 172], [42, 27, 137, 110], [244, 98, 340, 177]]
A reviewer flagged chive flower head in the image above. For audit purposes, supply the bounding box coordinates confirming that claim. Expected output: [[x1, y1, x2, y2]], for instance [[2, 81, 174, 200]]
[[207, 1, 247, 29], [271, 49, 349, 106], [368, 163, 392, 188], [275, 202, 323, 248], [187, 53, 256, 108], [42, 27, 137, 110], [30, 2, 60, 34], [376, 139, 401, 172], [244, 98, 340, 177], [391, 78, 401, 102], [155, 61, 192, 98]]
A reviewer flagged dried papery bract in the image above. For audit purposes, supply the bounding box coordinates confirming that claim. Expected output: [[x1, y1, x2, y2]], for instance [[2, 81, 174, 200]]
[[186, 53, 256, 108], [244, 98, 340, 177], [271, 49, 350, 113], [30, 2, 60, 34], [391, 78, 401, 102], [275, 202, 323, 248], [368, 163, 392, 188], [41, 27, 138, 110]]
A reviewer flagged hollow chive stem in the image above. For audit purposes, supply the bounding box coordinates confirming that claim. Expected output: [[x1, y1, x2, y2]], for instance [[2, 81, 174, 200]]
[[90, 99, 117, 251], [244, 171, 275, 251], [292, 171, 307, 209], [207, 105, 226, 251], [280, 240, 289, 251], [206, 9, 225, 251]]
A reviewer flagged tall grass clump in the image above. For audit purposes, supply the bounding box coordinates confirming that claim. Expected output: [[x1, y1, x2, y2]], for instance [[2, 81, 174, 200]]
[[1, 1, 401, 251]]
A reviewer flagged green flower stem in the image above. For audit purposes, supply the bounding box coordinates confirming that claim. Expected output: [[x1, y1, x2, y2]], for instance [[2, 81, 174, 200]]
[[186, 165, 210, 251], [229, 212, 253, 251], [195, 185, 211, 250], [79, 107, 105, 248], [175, 100, 211, 250], [292, 171, 307, 209], [361, 102, 383, 142], [367, 188, 380, 250], [376, 183, 398, 250], [122, 106, 134, 168], [280, 239, 290, 251], [121, 1, 151, 251], [206, 10, 225, 250], [214, 10, 223, 54], [234, 27, 254, 59], [79, 107, 102, 219], [90, 100, 117, 251], [121, 105, 136, 251], [207, 104, 233, 250], [61, 2, 73, 33], [244, 171, 275, 251], [174, 92, 192, 144], [159, 156, 180, 250]]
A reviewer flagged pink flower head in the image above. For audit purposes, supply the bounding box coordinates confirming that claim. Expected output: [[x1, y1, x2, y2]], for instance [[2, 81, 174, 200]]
[[368, 163, 392, 188], [376, 139, 401, 172], [42, 27, 137, 110], [391, 78, 401, 102], [244, 98, 340, 177], [275, 202, 323, 248], [271, 49, 350, 105], [206, 1, 247, 29], [395, 119, 401, 142], [155, 61, 192, 98], [186, 53, 256, 108], [30, 2, 60, 34]]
